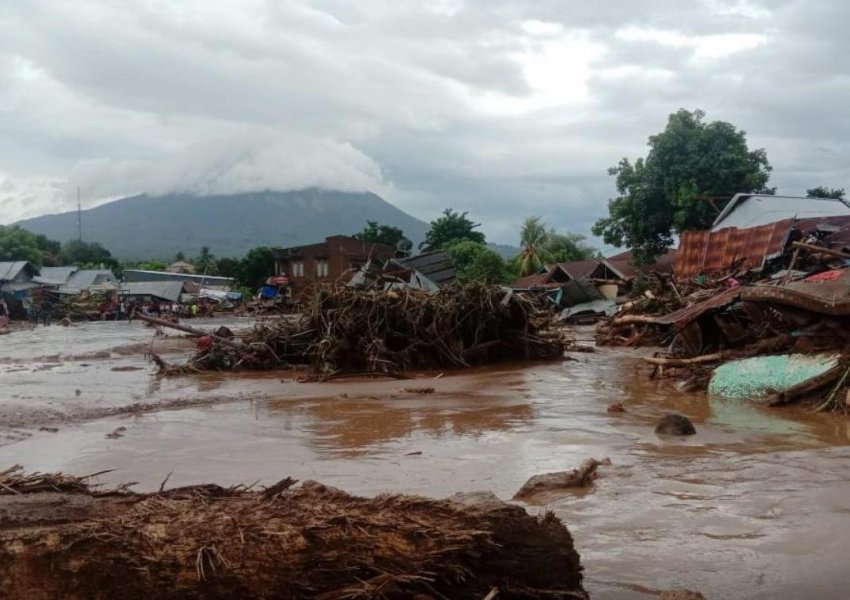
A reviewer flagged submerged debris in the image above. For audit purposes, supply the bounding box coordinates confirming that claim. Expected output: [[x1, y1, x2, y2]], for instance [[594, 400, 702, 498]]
[[654, 414, 697, 436], [513, 458, 611, 500], [0, 472, 588, 600], [157, 284, 564, 376]]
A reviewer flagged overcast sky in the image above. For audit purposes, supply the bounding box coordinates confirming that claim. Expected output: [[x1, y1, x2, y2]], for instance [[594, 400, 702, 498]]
[[1, 0, 848, 246]]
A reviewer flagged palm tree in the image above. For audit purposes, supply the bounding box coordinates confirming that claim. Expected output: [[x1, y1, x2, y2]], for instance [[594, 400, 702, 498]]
[[517, 217, 554, 277], [195, 246, 217, 276]]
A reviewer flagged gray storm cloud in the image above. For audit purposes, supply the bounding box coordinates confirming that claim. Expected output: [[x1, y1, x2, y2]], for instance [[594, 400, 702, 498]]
[[67, 135, 390, 204], [0, 0, 848, 244]]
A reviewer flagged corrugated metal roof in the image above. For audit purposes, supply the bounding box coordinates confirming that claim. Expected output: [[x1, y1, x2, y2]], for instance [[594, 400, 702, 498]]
[[712, 194, 850, 231], [557, 259, 601, 279], [394, 251, 456, 286], [120, 281, 185, 302], [0, 261, 37, 282], [676, 215, 850, 279], [122, 270, 234, 286], [512, 271, 556, 289], [33, 266, 78, 285], [66, 269, 117, 290]]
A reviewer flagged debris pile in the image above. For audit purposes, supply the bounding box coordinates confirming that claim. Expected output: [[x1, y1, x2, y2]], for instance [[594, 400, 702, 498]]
[[157, 284, 564, 376], [0, 472, 587, 600], [596, 217, 850, 410]]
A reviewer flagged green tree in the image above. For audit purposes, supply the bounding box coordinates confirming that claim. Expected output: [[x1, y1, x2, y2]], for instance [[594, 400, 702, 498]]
[[34, 234, 62, 266], [444, 240, 508, 284], [239, 247, 276, 290], [592, 109, 772, 263], [0, 225, 44, 266], [354, 221, 413, 256], [421, 209, 485, 251], [59, 240, 119, 270], [193, 246, 218, 275], [806, 186, 845, 200], [135, 260, 168, 271], [174, 251, 186, 262], [518, 217, 554, 277], [517, 217, 595, 276]]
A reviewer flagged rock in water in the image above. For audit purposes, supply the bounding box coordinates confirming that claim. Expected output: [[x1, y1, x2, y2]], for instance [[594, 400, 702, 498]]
[[513, 458, 611, 500], [654, 413, 696, 436]]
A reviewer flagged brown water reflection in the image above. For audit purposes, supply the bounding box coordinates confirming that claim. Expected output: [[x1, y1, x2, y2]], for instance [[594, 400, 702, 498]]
[[269, 391, 535, 456]]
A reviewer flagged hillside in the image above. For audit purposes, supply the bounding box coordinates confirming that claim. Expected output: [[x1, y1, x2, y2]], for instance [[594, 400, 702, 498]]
[[15, 189, 431, 260]]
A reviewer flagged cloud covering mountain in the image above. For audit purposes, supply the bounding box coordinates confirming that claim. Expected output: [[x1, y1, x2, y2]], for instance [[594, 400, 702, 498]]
[[1, 0, 849, 246]]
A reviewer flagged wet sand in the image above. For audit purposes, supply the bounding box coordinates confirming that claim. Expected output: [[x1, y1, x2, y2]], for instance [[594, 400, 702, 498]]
[[1, 322, 850, 598]]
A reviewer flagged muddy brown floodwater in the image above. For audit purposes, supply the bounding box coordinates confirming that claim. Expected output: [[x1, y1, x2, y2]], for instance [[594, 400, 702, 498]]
[[2, 322, 850, 598]]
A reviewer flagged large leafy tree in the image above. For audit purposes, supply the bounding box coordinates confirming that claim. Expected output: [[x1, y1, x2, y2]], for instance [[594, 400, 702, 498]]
[[421, 209, 485, 251], [0, 225, 44, 266], [806, 186, 845, 200], [239, 246, 276, 290], [443, 240, 508, 284], [59, 240, 119, 270], [592, 109, 772, 263], [354, 221, 413, 256]]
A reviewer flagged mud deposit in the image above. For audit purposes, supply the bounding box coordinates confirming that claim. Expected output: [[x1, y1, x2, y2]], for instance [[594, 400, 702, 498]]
[[2, 323, 850, 598]]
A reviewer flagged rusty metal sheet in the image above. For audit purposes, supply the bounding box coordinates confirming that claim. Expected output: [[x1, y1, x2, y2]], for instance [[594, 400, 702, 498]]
[[675, 215, 850, 280], [645, 287, 742, 328], [741, 268, 850, 315], [676, 220, 793, 280]]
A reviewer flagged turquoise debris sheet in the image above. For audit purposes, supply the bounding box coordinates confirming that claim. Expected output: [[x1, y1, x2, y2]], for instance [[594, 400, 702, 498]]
[[709, 353, 840, 400]]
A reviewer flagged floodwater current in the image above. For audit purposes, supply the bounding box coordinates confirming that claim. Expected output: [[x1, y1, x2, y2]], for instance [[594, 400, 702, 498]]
[[1, 320, 849, 598]]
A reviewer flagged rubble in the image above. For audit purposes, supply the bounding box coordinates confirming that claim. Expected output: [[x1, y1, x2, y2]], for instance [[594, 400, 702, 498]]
[[595, 217, 850, 411], [0, 470, 588, 600], [156, 284, 564, 376]]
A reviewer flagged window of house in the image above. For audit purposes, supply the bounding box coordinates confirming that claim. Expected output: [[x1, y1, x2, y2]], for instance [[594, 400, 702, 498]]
[[316, 260, 329, 278], [291, 261, 304, 277]]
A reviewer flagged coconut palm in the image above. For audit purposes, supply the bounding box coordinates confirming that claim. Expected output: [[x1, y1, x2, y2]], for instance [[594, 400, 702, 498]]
[[517, 217, 555, 277]]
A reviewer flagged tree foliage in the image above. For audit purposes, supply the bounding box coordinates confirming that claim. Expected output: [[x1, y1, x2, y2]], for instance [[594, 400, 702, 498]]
[[193, 246, 218, 275], [354, 221, 413, 256], [444, 240, 508, 284], [59, 240, 119, 270], [592, 109, 772, 263], [421, 209, 485, 251], [806, 186, 846, 200], [215, 247, 276, 291], [517, 217, 595, 277], [0, 225, 44, 266]]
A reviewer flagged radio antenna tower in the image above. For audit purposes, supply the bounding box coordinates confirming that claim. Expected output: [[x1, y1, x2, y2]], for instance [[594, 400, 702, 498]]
[[76, 186, 82, 242]]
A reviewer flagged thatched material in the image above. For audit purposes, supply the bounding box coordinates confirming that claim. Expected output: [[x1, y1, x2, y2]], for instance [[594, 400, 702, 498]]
[[0, 475, 587, 600], [159, 284, 564, 375]]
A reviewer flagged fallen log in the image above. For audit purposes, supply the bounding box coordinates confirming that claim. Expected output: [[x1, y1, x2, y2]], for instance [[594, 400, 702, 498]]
[[0, 474, 588, 600], [134, 313, 232, 340], [643, 352, 727, 367], [612, 314, 662, 326], [766, 363, 845, 406], [791, 241, 850, 260]]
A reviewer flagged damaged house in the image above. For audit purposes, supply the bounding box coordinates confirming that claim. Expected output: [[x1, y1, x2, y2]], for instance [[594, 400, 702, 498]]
[[350, 251, 457, 293], [274, 236, 397, 300]]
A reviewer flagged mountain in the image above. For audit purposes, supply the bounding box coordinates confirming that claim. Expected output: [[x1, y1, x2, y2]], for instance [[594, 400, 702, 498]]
[[16, 189, 431, 260]]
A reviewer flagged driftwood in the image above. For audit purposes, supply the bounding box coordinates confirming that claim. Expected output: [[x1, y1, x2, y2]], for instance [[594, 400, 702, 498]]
[[791, 241, 850, 260], [159, 284, 564, 375], [612, 314, 662, 326], [134, 313, 234, 342], [643, 352, 727, 367], [513, 458, 610, 500]]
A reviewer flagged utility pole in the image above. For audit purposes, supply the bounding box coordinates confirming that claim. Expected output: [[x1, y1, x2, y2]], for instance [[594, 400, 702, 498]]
[[76, 186, 82, 242]]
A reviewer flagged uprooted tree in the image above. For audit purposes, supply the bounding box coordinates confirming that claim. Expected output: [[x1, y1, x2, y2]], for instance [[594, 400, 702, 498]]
[[592, 108, 773, 263]]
